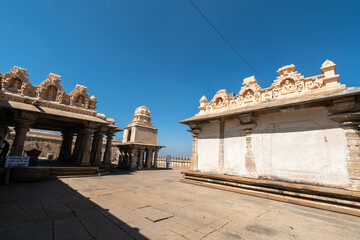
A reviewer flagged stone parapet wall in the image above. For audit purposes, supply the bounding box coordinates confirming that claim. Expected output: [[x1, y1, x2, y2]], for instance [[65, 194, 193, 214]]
[[157, 156, 190, 169]]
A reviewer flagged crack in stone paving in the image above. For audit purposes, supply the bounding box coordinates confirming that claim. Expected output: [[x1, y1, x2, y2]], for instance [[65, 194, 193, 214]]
[[151, 215, 174, 223], [136, 205, 151, 209], [257, 209, 271, 218], [200, 220, 232, 239], [16, 201, 36, 222], [74, 213, 97, 240]]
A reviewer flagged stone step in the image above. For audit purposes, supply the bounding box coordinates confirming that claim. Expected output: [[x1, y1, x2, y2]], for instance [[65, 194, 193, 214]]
[[49, 167, 99, 176], [182, 171, 360, 217]]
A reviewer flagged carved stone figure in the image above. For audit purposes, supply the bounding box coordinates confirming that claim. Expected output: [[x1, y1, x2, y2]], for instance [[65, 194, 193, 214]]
[[9, 79, 22, 91], [46, 86, 57, 101]]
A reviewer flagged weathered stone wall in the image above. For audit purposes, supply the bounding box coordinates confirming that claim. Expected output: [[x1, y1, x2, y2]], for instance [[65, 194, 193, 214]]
[[197, 107, 350, 189], [7, 129, 121, 162]]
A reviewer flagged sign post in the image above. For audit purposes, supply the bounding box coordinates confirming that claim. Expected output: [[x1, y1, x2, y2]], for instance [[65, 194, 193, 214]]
[[5, 156, 30, 168]]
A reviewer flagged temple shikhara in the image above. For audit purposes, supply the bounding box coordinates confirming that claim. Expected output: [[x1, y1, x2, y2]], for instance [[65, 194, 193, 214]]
[[0, 66, 120, 167], [117, 106, 164, 169], [181, 60, 360, 215]]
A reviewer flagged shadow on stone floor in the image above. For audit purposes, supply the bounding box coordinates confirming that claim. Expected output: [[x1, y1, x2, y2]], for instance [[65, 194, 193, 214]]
[[0, 176, 149, 240]]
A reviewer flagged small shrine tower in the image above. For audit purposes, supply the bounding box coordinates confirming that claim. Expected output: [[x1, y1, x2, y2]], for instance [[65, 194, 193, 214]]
[[122, 106, 158, 144], [117, 106, 164, 169]]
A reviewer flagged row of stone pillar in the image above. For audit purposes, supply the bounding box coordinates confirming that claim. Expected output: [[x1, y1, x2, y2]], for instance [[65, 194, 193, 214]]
[[60, 129, 115, 166], [118, 147, 159, 169], [9, 123, 115, 166]]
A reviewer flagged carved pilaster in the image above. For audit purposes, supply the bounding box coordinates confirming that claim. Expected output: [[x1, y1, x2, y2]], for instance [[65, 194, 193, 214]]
[[238, 113, 258, 178], [328, 97, 360, 190], [187, 124, 202, 171], [329, 113, 360, 190]]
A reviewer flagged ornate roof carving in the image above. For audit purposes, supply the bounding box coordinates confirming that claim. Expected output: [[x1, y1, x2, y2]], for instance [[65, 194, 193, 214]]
[[198, 60, 343, 114], [0, 66, 106, 119], [131, 106, 153, 126]]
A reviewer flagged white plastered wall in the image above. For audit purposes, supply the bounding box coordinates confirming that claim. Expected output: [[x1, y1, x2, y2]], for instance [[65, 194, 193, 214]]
[[252, 107, 349, 187], [223, 118, 247, 176], [196, 106, 350, 188], [198, 121, 220, 173]]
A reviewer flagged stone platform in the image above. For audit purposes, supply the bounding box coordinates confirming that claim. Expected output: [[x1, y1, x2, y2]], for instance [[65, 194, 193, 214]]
[[0, 169, 359, 240], [182, 171, 360, 217]]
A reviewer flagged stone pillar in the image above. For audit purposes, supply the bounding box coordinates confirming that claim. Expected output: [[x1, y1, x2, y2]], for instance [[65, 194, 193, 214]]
[[130, 148, 138, 170], [117, 148, 124, 167], [79, 129, 96, 166], [153, 149, 159, 168], [90, 134, 100, 164], [91, 131, 104, 166], [103, 133, 114, 165], [188, 125, 201, 171], [341, 121, 360, 190], [72, 133, 83, 163], [58, 131, 73, 161], [238, 113, 258, 178], [9, 122, 31, 156], [124, 148, 130, 167], [138, 148, 145, 169], [145, 149, 153, 168]]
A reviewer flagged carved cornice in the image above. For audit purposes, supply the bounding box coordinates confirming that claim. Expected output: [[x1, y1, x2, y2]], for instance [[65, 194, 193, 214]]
[[0, 66, 116, 126], [197, 60, 343, 115]]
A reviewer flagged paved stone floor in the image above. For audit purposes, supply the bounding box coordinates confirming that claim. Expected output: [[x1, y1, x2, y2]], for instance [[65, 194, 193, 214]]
[[0, 169, 359, 240]]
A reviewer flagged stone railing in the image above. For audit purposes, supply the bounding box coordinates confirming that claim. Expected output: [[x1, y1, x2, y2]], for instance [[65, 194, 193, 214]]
[[157, 156, 190, 169]]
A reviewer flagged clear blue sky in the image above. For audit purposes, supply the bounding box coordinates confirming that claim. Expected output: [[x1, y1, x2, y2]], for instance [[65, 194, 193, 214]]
[[0, 0, 359, 156]]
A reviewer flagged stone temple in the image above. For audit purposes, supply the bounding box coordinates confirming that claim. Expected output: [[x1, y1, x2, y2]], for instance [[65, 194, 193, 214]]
[[181, 60, 360, 215], [117, 106, 164, 169], [0, 66, 121, 167]]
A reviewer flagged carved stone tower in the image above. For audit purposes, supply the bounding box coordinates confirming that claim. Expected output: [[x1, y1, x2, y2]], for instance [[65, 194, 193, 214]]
[[122, 106, 158, 145]]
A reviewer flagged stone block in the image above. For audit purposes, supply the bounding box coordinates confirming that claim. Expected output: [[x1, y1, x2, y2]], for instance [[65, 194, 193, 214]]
[[349, 155, 360, 162], [347, 162, 360, 180], [135, 206, 173, 222], [349, 145, 360, 154], [345, 132, 360, 140], [347, 139, 360, 146]]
